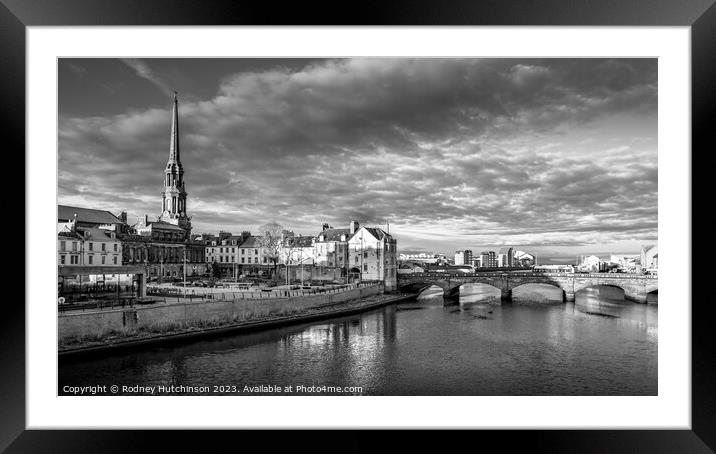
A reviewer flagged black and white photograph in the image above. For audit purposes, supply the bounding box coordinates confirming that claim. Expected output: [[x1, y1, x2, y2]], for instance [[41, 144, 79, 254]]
[[55, 57, 659, 397]]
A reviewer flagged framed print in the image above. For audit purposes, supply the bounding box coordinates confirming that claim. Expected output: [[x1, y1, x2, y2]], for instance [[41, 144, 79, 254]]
[[5, 0, 714, 451]]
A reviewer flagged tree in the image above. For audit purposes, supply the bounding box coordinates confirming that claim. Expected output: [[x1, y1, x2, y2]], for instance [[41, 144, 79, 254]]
[[209, 261, 221, 278], [257, 222, 285, 279]]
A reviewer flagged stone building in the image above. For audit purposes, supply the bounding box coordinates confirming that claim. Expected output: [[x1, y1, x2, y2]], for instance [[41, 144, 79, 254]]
[[57, 221, 122, 267]]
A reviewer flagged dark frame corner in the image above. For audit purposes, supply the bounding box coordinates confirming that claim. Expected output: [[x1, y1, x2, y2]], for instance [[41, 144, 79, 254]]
[[4, 0, 713, 452]]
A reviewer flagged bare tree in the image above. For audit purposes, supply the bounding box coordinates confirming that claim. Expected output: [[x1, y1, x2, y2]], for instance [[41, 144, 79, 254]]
[[257, 222, 284, 279]]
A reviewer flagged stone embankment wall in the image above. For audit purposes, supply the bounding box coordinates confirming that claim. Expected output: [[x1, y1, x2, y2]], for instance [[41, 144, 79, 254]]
[[58, 284, 383, 341]]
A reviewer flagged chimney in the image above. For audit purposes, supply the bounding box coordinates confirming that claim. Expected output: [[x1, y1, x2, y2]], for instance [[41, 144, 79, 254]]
[[350, 220, 359, 234], [119, 211, 127, 224], [71, 213, 78, 232], [322, 223, 330, 231]]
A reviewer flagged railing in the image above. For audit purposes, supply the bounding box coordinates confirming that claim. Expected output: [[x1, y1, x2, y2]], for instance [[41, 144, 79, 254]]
[[144, 281, 383, 302], [58, 297, 136, 313]]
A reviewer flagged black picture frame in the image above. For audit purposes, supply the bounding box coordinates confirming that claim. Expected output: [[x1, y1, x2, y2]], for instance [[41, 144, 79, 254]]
[[4, 0, 712, 451]]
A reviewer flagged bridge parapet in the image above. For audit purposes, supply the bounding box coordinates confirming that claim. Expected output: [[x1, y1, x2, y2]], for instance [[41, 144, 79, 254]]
[[398, 272, 657, 304]]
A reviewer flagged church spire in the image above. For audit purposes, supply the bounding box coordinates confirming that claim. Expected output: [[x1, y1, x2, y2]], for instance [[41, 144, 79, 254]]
[[169, 91, 181, 165], [159, 90, 191, 233]]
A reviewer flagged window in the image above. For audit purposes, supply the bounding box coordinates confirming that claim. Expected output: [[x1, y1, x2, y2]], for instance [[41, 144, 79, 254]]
[[254, 249, 258, 254], [254, 257, 258, 263], [263, 257, 267, 263], [241, 249, 245, 255], [70, 255, 78, 264], [101, 256, 106, 264], [355, 256, 359, 263], [231, 257, 234, 262], [60, 255, 65, 264], [88, 242, 93, 251], [88, 255, 93, 264], [241, 258, 245, 264], [72, 242, 77, 252], [364, 252, 368, 258], [363, 264, 368, 272], [114, 244, 118, 252], [101, 243, 106, 252], [220, 256, 223, 263], [60, 241, 66, 251], [113, 256, 118, 264]]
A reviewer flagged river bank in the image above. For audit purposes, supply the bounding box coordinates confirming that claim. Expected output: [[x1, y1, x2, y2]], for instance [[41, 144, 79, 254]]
[[58, 292, 416, 359]]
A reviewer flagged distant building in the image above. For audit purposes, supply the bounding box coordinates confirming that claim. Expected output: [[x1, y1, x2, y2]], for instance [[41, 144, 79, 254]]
[[534, 264, 574, 273], [577, 255, 606, 273], [609, 254, 640, 273], [478, 251, 497, 268], [454, 249, 473, 266], [497, 247, 514, 268], [641, 245, 658, 271], [513, 250, 536, 267], [397, 262, 425, 274]]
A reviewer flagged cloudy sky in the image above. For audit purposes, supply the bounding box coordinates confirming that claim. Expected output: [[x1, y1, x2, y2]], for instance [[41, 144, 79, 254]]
[[58, 58, 657, 261]]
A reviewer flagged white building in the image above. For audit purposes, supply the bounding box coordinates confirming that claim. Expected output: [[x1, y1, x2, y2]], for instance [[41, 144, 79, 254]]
[[641, 245, 658, 271], [609, 254, 640, 273], [314, 223, 352, 271], [347, 224, 398, 291], [497, 247, 514, 268], [577, 255, 604, 272], [238, 236, 270, 268], [513, 250, 536, 267], [58, 222, 122, 267]]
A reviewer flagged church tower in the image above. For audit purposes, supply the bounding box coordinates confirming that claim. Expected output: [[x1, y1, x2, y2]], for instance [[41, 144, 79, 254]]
[[159, 91, 191, 232]]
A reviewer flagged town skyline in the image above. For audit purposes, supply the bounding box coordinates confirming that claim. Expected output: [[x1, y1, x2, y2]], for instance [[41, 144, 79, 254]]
[[58, 58, 657, 259]]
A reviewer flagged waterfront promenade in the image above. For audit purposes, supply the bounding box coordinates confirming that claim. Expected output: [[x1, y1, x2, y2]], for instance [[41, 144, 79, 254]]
[[58, 282, 413, 356]]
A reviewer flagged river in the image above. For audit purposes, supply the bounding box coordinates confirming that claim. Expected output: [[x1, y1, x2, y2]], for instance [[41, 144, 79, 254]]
[[58, 285, 657, 396]]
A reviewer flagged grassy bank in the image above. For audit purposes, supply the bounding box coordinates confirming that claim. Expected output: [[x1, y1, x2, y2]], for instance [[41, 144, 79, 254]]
[[59, 293, 416, 356]]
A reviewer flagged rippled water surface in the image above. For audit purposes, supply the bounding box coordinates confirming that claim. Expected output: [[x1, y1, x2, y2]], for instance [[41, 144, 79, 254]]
[[59, 287, 657, 395]]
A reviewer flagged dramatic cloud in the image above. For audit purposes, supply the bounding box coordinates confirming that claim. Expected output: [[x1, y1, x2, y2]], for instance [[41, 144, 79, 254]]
[[120, 58, 173, 96], [58, 58, 657, 257]]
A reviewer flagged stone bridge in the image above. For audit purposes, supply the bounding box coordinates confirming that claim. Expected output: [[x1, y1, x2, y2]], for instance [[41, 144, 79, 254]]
[[398, 272, 658, 303]]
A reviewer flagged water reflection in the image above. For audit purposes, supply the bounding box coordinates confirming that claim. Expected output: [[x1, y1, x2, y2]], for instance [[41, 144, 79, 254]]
[[59, 291, 658, 396], [512, 283, 563, 304]]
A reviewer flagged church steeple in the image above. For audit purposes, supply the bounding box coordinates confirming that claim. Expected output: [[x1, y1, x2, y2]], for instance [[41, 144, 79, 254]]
[[159, 91, 191, 233], [169, 91, 181, 166]]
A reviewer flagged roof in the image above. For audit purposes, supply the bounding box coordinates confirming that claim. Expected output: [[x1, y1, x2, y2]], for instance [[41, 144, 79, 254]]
[[147, 220, 187, 232], [58, 205, 122, 225], [78, 227, 119, 241], [315, 228, 351, 242], [238, 236, 262, 248], [287, 235, 314, 247], [363, 227, 390, 241]]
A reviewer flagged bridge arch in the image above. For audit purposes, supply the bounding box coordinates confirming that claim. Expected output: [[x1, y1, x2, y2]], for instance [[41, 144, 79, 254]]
[[452, 282, 503, 302], [511, 282, 567, 303]]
